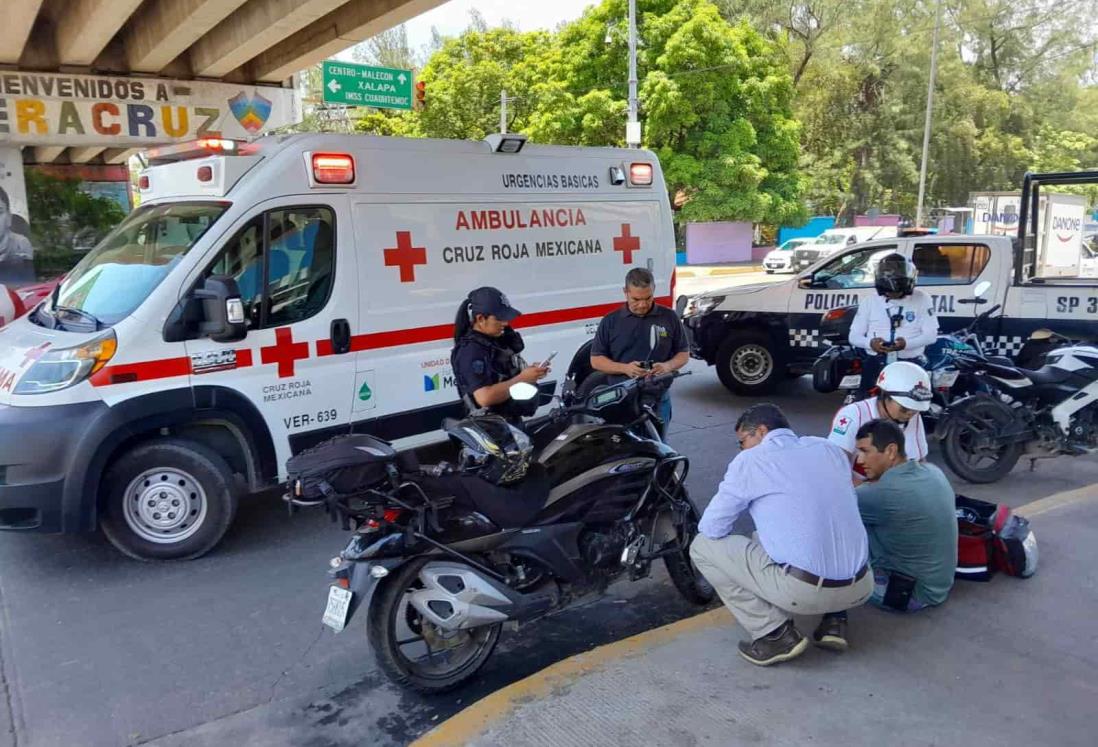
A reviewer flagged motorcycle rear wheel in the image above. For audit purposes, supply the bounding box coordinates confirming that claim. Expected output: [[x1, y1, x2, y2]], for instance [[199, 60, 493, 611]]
[[662, 500, 716, 605], [367, 559, 502, 694], [941, 398, 1023, 484]]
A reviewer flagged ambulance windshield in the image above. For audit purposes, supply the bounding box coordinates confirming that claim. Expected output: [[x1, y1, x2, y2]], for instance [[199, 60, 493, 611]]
[[49, 202, 227, 327]]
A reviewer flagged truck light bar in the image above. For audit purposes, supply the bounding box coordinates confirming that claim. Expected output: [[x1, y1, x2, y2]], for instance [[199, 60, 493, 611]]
[[146, 138, 246, 165]]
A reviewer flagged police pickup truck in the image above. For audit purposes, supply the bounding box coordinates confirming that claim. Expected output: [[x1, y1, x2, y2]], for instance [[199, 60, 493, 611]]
[[682, 171, 1098, 395]]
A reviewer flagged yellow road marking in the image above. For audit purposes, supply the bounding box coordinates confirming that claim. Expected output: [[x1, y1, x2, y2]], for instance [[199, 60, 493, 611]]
[[411, 608, 728, 747], [1015, 483, 1098, 518]]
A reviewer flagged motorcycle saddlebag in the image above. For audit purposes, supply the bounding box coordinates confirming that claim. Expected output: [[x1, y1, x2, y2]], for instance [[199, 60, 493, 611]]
[[286, 434, 399, 502], [954, 495, 1038, 581]]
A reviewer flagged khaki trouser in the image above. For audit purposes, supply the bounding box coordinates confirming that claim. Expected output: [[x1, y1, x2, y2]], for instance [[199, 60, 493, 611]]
[[690, 534, 873, 640]]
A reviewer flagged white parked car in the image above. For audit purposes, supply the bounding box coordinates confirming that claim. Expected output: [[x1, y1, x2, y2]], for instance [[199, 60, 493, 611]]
[[763, 237, 817, 273]]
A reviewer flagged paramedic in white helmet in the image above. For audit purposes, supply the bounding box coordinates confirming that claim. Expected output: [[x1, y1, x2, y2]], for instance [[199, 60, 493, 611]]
[[828, 361, 933, 480], [849, 253, 938, 391]]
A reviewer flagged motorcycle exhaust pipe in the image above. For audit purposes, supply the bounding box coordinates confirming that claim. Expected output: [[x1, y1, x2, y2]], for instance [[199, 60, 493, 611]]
[[407, 562, 558, 632]]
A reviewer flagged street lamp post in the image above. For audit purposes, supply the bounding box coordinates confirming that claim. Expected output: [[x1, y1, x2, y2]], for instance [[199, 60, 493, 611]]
[[915, 0, 944, 227], [626, 0, 640, 147]]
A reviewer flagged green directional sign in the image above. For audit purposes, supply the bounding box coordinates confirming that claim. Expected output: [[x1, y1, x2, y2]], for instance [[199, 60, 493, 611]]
[[322, 60, 413, 110]]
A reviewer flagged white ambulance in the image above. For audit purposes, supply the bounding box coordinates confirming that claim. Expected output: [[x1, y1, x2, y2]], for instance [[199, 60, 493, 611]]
[[0, 134, 676, 560]]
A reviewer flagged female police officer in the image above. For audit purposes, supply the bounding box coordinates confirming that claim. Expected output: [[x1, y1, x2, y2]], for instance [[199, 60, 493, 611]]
[[451, 287, 550, 421]]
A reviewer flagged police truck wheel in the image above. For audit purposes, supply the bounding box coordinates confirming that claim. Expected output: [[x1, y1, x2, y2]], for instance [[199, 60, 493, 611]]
[[100, 439, 238, 561], [715, 332, 780, 395]]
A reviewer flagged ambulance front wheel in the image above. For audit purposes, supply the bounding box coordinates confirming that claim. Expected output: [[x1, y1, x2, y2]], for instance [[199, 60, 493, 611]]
[[715, 331, 781, 396], [100, 438, 239, 561]]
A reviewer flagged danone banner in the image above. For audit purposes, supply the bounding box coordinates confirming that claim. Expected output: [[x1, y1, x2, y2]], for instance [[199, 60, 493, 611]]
[[0, 72, 301, 147]]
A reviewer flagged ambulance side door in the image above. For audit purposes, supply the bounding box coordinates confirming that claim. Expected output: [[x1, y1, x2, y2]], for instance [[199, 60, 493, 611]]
[[183, 196, 357, 471]]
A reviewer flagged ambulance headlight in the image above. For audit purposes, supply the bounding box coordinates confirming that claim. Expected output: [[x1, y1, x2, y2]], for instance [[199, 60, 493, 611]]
[[14, 331, 117, 395]]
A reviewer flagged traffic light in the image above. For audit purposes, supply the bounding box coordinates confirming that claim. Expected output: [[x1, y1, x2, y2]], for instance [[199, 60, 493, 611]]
[[414, 80, 426, 110]]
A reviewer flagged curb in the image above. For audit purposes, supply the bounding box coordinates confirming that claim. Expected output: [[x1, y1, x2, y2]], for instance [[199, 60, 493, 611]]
[[411, 608, 727, 747]]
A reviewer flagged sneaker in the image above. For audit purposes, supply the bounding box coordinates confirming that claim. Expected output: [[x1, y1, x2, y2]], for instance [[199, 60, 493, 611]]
[[812, 615, 849, 652], [737, 622, 808, 666]]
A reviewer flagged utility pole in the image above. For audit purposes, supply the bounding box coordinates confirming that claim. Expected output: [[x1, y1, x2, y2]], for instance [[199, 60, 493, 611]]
[[626, 0, 640, 147], [916, 0, 944, 227], [500, 89, 508, 134]]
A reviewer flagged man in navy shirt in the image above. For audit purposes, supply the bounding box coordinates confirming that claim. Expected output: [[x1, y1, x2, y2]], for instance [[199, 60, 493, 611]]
[[590, 268, 689, 429]]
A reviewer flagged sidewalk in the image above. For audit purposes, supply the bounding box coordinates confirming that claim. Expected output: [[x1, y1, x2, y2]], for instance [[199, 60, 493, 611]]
[[675, 262, 763, 279], [414, 488, 1098, 747]]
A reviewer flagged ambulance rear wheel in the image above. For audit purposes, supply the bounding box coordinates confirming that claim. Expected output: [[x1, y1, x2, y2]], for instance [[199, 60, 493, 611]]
[[100, 438, 238, 561], [716, 332, 780, 395]]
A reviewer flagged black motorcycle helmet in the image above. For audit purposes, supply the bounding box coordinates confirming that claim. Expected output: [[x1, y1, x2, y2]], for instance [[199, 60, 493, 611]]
[[875, 253, 917, 297], [444, 415, 533, 485]]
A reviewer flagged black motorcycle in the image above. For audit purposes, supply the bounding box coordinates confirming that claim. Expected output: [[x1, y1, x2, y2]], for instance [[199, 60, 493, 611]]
[[293, 371, 714, 693], [935, 340, 1098, 483]]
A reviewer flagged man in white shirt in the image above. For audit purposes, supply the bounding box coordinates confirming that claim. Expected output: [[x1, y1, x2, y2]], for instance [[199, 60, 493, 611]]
[[849, 253, 938, 390], [691, 404, 872, 667], [829, 361, 933, 474]]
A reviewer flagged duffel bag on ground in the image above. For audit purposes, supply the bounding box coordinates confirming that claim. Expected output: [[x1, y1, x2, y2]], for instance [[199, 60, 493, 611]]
[[955, 495, 1038, 581]]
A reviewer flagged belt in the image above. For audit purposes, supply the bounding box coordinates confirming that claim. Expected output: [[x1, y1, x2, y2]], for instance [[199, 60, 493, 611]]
[[784, 563, 868, 588]]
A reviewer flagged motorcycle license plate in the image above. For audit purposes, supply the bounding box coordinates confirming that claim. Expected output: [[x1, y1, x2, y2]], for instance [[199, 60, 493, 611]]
[[322, 585, 353, 633], [934, 370, 960, 388], [840, 374, 862, 389]]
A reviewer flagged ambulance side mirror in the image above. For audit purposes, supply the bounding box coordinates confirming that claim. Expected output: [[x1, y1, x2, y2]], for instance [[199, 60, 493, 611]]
[[195, 275, 247, 343]]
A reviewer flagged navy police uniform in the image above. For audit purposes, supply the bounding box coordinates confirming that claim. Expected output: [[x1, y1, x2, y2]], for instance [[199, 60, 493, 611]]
[[451, 287, 536, 421]]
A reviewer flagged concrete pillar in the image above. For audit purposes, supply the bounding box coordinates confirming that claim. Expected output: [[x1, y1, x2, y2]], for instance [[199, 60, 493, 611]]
[[0, 146, 35, 285]]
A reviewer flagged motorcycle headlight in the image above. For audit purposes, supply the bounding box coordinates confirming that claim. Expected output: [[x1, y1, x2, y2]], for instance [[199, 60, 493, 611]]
[[14, 331, 117, 395], [686, 295, 725, 317]]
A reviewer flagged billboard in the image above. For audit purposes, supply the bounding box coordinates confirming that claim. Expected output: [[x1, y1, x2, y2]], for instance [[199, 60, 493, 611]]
[[0, 72, 301, 147]]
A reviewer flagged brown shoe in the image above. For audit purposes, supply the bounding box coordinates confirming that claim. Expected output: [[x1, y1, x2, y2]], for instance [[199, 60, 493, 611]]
[[812, 615, 849, 653], [737, 621, 808, 666]]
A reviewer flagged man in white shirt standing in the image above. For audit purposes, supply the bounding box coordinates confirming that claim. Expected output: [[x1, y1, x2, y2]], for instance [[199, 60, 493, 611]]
[[690, 404, 873, 667], [849, 253, 938, 391], [830, 361, 933, 471]]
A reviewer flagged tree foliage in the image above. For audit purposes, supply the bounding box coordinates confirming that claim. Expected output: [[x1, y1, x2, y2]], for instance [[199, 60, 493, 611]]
[[410, 1, 806, 225], [25, 170, 127, 277], [723, 0, 1098, 221]]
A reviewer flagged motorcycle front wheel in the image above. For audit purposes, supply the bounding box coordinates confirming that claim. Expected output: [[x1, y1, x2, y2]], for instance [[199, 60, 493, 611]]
[[367, 559, 502, 694], [941, 398, 1024, 483]]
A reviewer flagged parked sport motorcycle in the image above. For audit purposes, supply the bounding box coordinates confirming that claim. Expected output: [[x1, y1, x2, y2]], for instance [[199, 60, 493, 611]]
[[294, 371, 714, 693], [935, 340, 1098, 483]]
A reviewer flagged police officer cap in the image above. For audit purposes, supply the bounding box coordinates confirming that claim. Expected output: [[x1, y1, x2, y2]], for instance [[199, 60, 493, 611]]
[[468, 287, 522, 322]]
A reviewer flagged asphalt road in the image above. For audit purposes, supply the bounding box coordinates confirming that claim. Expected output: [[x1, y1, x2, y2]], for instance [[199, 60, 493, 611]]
[[1, 272, 1096, 747]]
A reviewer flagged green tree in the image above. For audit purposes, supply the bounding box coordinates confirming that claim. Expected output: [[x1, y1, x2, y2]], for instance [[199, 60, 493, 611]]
[[24, 170, 126, 278]]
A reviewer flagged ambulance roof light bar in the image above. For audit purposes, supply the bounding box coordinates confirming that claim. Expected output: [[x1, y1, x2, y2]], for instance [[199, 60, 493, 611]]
[[146, 138, 245, 165], [485, 133, 527, 154]]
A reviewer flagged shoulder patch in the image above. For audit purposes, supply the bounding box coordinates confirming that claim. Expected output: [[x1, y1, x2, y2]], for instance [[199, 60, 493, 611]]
[[471, 359, 486, 375], [832, 414, 852, 436]]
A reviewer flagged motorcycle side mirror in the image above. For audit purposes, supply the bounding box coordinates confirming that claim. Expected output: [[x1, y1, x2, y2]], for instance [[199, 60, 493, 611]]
[[510, 382, 539, 401]]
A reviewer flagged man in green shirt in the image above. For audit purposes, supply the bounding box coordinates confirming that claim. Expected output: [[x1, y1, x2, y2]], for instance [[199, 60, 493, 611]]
[[854, 419, 958, 611]]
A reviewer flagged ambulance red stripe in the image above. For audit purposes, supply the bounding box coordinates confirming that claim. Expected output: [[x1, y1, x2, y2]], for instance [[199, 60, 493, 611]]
[[92, 296, 671, 386]]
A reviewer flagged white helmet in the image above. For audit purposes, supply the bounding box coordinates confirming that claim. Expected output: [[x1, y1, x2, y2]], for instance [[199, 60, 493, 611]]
[[877, 361, 932, 412]]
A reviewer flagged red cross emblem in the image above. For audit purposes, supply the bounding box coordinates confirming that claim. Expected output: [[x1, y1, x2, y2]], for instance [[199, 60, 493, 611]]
[[613, 224, 641, 264], [260, 327, 310, 378], [21, 342, 51, 369], [384, 231, 427, 283], [838, 417, 849, 427]]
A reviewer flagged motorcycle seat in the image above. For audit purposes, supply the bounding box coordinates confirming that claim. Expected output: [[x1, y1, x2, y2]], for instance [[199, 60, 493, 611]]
[[1018, 365, 1073, 386]]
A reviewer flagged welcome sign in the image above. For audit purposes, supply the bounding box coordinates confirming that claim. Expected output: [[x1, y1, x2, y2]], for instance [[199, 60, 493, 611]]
[[0, 72, 301, 147]]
